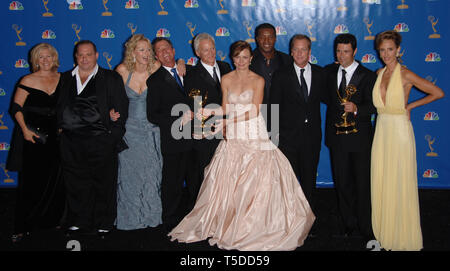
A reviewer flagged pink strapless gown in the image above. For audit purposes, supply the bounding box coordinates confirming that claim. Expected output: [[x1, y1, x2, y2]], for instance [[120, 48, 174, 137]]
[[168, 90, 315, 251]]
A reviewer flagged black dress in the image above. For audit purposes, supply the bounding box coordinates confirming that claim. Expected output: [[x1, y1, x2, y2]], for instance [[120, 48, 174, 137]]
[[7, 82, 65, 234]]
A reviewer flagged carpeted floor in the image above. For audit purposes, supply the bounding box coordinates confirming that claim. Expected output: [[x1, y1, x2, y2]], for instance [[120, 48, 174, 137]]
[[0, 188, 449, 251]]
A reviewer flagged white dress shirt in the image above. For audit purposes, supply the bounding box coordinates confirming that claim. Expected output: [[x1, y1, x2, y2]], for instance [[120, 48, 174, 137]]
[[163, 64, 183, 85], [293, 62, 312, 96], [337, 60, 359, 89], [201, 61, 221, 83], [71, 64, 99, 95]]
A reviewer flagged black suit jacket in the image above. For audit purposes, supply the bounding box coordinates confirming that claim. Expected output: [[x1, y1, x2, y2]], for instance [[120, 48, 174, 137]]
[[270, 63, 325, 151], [147, 65, 193, 155], [183, 60, 232, 150], [56, 66, 129, 152], [323, 62, 377, 152]]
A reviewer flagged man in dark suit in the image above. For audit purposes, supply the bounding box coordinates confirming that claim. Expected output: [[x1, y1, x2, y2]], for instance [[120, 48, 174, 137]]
[[323, 33, 376, 240], [57, 40, 129, 237], [270, 34, 325, 222], [146, 37, 194, 231], [250, 23, 292, 132], [183, 33, 231, 209]]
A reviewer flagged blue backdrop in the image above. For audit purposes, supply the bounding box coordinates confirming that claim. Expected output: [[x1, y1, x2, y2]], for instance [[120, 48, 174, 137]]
[[0, 0, 448, 188]]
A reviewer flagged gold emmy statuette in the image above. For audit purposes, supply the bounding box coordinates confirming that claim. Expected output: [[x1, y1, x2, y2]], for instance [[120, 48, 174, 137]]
[[276, 0, 286, 13], [397, 0, 408, 9], [102, 0, 112, 16], [217, 51, 226, 61], [1, 164, 14, 184], [244, 21, 255, 43], [337, 0, 347, 11], [425, 135, 438, 157], [158, 0, 168, 15], [72, 24, 81, 45], [189, 89, 209, 139], [217, 0, 228, 14], [335, 84, 358, 135], [12, 24, 26, 46], [128, 23, 137, 35], [42, 0, 53, 17], [0, 113, 8, 130], [103, 52, 112, 70], [186, 22, 196, 44], [428, 16, 440, 39], [425, 76, 437, 85], [364, 18, 375, 40], [305, 20, 316, 42]]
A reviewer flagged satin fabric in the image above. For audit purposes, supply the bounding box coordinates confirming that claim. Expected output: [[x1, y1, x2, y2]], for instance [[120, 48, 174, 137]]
[[169, 90, 315, 251], [371, 63, 423, 251]]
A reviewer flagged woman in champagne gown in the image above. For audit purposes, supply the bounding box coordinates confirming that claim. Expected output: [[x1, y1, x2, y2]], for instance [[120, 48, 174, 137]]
[[169, 41, 315, 251], [371, 31, 444, 251], [7, 43, 65, 242]]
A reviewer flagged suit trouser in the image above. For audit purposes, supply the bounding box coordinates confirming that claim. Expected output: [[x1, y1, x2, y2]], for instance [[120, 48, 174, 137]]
[[330, 146, 373, 237], [161, 150, 195, 230], [279, 140, 320, 213], [188, 141, 219, 211], [60, 133, 118, 230]]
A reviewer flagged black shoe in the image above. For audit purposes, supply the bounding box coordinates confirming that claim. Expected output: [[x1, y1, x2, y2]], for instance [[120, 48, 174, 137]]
[[97, 229, 111, 239], [65, 227, 95, 237]]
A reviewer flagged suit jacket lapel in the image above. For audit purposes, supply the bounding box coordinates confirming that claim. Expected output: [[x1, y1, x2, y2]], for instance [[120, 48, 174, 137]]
[[288, 65, 306, 104], [348, 64, 363, 87], [95, 67, 108, 126], [163, 67, 185, 96]]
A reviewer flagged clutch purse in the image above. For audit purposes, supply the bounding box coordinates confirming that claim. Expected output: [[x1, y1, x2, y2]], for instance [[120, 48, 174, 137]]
[[27, 125, 48, 144]]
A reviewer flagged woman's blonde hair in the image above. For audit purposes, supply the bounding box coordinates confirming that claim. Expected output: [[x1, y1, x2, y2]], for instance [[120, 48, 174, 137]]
[[124, 34, 156, 73], [30, 43, 59, 72]]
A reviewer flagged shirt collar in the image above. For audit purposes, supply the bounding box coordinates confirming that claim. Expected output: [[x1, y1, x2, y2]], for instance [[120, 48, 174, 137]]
[[294, 62, 311, 74], [339, 60, 358, 74], [72, 64, 99, 78]]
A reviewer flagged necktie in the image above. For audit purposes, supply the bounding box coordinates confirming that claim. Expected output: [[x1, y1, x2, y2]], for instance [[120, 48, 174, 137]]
[[339, 69, 347, 97], [171, 68, 184, 90], [212, 67, 219, 84], [300, 68, 309, 102]]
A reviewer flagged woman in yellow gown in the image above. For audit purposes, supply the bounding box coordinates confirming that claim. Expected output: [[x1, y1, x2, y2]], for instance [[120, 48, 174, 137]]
[[371, 31, 444, 251]]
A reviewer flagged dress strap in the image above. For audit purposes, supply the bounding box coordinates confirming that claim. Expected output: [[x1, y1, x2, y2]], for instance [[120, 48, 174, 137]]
[[17, 84, 35, 93], [125, 72, 133, 87]]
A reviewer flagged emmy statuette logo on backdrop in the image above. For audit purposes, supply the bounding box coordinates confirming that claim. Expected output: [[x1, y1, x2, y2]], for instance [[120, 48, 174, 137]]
[[103, 52, 112, 70], [158, 0, 168, 15], [12, 24, 26, 46], [364, 18, 375, 40], [425, 135, 438, 157], [428, 16, 440, 39], [72, 24, 82, 45], [275, 0, 285, 13], [128, 23, 137, 35], [217, 0, 228, 14], [305, 20, 316, 42], [243, 21, 255, 43], [337, 0, 347, 11], [397, 0, 408, 9], [102, 0, 112, 16], [1, 164, 14, 184], [186, 22, 196, 44], [42, 0, 53, 17], [0, 113, 8, 130]]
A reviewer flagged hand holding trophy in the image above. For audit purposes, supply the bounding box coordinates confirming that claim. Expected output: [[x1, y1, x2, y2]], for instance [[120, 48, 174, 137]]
[[335, 84, 358, 135]]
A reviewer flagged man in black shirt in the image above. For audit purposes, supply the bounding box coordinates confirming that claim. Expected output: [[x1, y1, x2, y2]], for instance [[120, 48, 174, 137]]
[[250, 23, 292, 107]]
